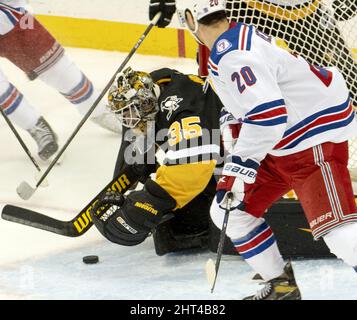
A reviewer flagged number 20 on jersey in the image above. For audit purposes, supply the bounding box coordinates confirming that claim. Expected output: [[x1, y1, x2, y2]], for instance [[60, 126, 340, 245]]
[[231, 66, 257, 94]]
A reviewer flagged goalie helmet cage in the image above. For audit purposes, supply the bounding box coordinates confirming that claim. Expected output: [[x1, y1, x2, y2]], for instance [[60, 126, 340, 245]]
[[198, 0, 357, 176]]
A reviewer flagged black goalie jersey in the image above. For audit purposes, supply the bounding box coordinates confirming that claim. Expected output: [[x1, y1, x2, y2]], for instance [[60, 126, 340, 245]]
[[115, 68, 223, 210], [150, 68, 223, 209], [151, 68, 222, 164]]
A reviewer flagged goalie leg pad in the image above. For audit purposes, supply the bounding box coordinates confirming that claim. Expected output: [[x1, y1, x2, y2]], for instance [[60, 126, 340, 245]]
[[153, 190, 214, 255]]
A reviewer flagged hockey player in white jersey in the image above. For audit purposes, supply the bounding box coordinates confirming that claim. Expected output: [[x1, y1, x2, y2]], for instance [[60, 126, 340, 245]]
[[0, 1, 120, 160], [150, 1, 357, 105], [178, 0, 357, 300]]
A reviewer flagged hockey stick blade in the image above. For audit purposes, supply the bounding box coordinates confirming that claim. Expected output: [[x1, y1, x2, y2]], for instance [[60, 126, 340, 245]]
[[4, 168, 138, 237], [16, 177, 49, 200], [2, 205, 81, 237], [205, 259, 217, 293], [16, 181, 36, 201]]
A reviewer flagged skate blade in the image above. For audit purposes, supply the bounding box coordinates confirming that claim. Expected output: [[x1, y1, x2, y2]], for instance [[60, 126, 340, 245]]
[[205, 259, 217, 292], [16, 182, 36, 200]]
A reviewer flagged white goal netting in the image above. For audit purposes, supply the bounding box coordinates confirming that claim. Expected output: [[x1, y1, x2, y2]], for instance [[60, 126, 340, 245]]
[[208, 0, 357, 172]]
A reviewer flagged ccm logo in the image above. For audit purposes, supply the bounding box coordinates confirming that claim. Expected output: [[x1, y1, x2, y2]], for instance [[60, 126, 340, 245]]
[[225, 165, 257, 179]]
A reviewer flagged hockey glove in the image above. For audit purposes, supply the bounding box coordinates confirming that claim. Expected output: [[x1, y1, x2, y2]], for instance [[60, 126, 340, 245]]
[[149, 0, 176, 28], [217, 155, 259, 209], [91, 179, 176, 246], [220, 108, 242, 154]]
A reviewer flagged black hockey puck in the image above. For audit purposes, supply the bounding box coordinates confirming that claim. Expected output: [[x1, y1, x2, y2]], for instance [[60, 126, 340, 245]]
[[83, 255, 99, 264]]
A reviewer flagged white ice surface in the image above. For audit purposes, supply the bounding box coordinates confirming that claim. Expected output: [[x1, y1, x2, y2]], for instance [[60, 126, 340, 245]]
[[0, 48, 357, 300]]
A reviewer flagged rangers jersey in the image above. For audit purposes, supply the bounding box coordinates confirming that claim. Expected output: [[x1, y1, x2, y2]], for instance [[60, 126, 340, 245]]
[[208, 22, 357, 162]]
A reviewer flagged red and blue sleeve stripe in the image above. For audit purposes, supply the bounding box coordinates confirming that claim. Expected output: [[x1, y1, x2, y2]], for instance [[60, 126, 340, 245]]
[[243, 99, 288, 126], [275, 96, 354, 150]]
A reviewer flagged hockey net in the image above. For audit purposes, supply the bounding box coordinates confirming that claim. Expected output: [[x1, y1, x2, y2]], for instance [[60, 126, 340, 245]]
[[200, 0, 357, 177]]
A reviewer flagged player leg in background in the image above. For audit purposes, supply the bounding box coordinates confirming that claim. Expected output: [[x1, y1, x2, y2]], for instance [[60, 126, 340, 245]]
[[293, 142, 357, 272], [0, 4, 58, 161], [210, 157, 301, 300], [0, 71, 58, 162], [38, 54, 120, 133], [0, 6, 120, 133]]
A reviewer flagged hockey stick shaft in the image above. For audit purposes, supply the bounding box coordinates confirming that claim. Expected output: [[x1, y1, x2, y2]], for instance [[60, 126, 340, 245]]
[[3, 166, 139, 237], [0, 107, 41, 172], [207, 192, 233, 293], [32, 12, 162, 190]]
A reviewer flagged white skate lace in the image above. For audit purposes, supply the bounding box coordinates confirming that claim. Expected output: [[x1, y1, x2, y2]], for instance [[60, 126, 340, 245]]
[[253, 282, 273, 300]]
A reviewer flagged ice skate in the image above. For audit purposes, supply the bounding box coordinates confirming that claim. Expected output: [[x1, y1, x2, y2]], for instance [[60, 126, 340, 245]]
[[244, 262, 301, 300], [27, 117, 59, 161]]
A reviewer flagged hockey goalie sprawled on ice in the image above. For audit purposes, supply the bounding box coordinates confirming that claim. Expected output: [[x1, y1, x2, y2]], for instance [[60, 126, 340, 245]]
[[90, 67, 224, 256]]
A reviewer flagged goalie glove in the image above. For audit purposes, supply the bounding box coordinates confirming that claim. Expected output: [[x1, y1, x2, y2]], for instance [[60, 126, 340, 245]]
[[216, 155, 260, 209], [91, 179, 176, 246], [149, 0, 176, 28]]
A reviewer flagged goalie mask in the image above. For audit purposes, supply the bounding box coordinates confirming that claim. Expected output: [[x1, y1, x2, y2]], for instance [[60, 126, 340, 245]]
[[108, 67, 159, 131], [177, 0, 227, 44]]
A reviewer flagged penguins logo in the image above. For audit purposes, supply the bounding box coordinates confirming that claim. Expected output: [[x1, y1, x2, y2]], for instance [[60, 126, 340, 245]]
[[161, 96, 183, 120]]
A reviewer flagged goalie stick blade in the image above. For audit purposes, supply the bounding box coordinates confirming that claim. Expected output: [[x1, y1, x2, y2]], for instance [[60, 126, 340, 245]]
[[1, 205, 84, 237], [205, 259, 217, 293], [4, 168, 139, 237], [16, 181, 36, 200]]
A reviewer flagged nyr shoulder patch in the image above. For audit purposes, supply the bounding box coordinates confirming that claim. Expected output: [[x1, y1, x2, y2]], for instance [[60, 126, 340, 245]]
[[216, 39, 232, 55], [160, 96, 183, 120]]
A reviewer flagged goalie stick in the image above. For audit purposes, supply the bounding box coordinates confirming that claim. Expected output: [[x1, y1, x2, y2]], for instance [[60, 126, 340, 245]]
[[16, 11, 162, 201], [206, 192, 233, 293], [2, 167, 139, 237]]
